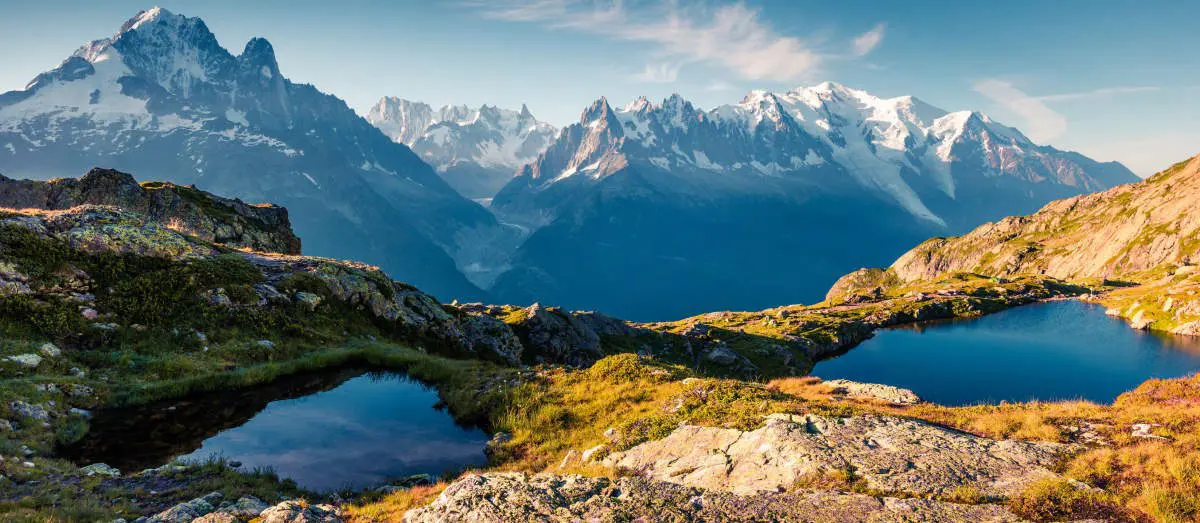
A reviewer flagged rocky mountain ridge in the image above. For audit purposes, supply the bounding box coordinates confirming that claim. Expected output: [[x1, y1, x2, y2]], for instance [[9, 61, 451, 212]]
[[366, 97, 557, 199]]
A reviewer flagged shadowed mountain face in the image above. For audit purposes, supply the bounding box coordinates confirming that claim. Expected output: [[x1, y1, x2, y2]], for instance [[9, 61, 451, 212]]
[[0, 8, 501, 301], [487, 88, 1137, 320]]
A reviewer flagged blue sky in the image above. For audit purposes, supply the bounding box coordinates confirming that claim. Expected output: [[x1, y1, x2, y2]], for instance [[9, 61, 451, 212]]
[[1, 0, 1197, 175]]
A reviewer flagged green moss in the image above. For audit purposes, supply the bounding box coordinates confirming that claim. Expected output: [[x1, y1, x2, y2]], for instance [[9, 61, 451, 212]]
[[276, 272, 330, 297]]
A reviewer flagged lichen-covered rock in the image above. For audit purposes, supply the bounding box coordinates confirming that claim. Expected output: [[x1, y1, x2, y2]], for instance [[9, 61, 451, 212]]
[[0, 260, 32, 296], [2, 205, 218, 260], [294, 291, 323, 311], [825, 268, 899, 303], [9, 401, 50, 421], [0, 168, 300, 254], [822, 379, 922, 405], [453, 302, 645, 366], [80, 463, 120, 477], [212, 495, 270, 519], [509, 303, 603, 366], [37, 342, 61, 358], [404, 473, 1031, 522], [604, 413, 1075, 497], [141, 491, 222, 523], [1172, 320, 1200, 336], [191, 513, 237, 523], [258, 500, 343, 523], [456, 312, 523, 365], [4, 353, 42, 368]]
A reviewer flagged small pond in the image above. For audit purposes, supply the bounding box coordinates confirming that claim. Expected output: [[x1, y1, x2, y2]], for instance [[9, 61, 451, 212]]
[[812, 300, 1200, 406], [61, 368, 490, 492]]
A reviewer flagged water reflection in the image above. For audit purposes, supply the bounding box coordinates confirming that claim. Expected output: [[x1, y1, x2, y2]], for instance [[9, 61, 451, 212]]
[[61, 368, 489, 492]]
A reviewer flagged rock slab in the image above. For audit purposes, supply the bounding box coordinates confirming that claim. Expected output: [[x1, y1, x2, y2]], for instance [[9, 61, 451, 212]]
[[604, 413, 1075, 497], [403, 473, 1030, 522]]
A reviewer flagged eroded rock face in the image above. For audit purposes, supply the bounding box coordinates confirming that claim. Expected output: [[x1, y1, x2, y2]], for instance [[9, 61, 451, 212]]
[[513, 303, 603, 366], [454, 302, 648, 366], [604, 413, 1075, 497], [403, 473, 1031, 522], [0, 168, 300, 254]]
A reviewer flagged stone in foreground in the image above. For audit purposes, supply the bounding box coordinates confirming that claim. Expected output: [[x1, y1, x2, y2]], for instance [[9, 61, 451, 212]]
[[823, 379, 922, 405], [403, 473, 1030, 522], [604, 413, 1075, 497]]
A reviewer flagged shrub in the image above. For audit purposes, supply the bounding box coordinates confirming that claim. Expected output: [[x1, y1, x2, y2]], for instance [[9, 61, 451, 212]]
[[587, 353, 647, 382], [1009, 478, 1125, 522]]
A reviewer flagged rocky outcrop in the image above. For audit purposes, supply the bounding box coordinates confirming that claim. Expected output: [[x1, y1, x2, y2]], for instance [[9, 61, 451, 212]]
[[0, 168, 300, 254], [137, 494, 328, 523], [604, 413, 1075, 497], [404, 472, 1032, 522], [258, 500, 343, 523], [455, 302, 641, 366], [6, 205, 220, 260], [822, 379, 922, 405], [825, 268, 898, 303]]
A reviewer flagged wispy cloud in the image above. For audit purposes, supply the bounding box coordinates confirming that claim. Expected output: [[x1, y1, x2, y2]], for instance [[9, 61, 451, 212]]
[[972, 79, 1067, 141], [631, 62, 681, 83], [705, 79, 737, 91], [974, 79, 1165, 142], [1035, 86, 1159, 102], [468, 1, 822, 82], [852, 23, 886, 57]]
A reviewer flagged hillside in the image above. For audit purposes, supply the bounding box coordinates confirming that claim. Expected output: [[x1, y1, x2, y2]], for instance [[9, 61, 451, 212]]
[[836, 153, 1200, 335]]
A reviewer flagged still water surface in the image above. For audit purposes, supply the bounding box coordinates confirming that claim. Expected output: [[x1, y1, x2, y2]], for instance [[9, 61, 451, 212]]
[[63, 369, 489, 492], [813, 300, 1200, 405]]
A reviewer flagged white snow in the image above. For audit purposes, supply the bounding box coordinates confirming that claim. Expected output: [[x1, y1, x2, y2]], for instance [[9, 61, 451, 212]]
[[693, 150, 722, 170], [225, 109, 248, 126], [526, 84, 1065, 225], [300, 172, 320, 188], [368, 98, 558, 171]]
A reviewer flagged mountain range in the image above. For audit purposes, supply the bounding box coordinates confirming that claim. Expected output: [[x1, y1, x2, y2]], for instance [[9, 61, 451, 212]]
[[0, 7, 504, 301], [366, 97, 557, 200], [486, 85, 1137, 318], [0, 7, 1137, 320]]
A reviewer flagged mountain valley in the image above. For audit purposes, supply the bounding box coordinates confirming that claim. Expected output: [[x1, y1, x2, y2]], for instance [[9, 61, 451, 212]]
[[2, 5, 1199, 523]]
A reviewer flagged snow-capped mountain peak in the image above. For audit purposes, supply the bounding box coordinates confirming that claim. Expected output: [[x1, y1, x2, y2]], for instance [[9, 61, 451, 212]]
[[0, 7, 502, 300], [366, 97, 559, 199], [499, 83, 1136, 230]]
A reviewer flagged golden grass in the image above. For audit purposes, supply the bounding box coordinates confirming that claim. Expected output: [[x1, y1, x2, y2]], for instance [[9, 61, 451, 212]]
[[344, 482, 448, 522], [350, 353, 1200, 522]]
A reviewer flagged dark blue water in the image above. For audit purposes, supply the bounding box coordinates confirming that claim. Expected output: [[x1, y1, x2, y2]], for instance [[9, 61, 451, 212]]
[[64, 370, 490, 492], [179, 373, 489, 491], [812, 300, 1200, 406]]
